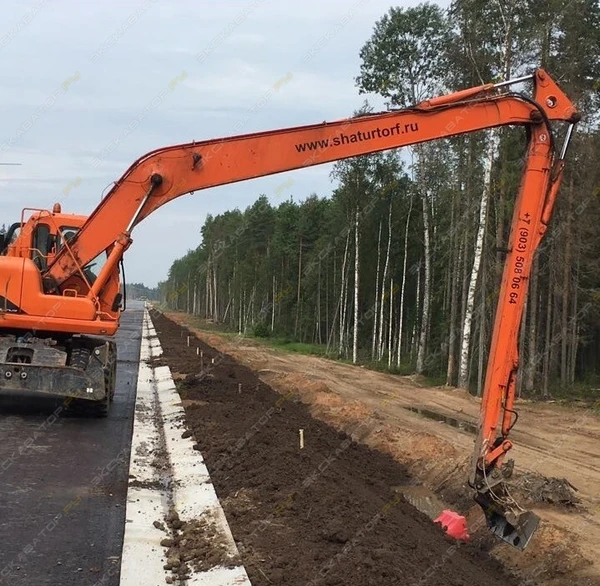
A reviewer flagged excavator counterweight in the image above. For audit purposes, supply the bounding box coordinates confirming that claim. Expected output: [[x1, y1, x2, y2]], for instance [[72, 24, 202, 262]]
[[0, 68, 579, 547]]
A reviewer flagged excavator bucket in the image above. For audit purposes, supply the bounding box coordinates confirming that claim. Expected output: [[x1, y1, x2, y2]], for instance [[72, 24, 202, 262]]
[[475, 491, 540, 550]]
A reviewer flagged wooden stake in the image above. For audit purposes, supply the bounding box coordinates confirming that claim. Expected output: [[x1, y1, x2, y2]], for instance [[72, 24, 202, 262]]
[[196, 347, 199, 355], [211, 358, 215, 365], [200, 351, 203, 371], [299, 429, 304, 449], [238, 383, 242, 394], [187, 336, 190, 347]]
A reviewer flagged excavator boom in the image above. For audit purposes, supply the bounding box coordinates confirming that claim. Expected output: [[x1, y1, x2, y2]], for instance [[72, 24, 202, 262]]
[[44, 69, 577, 292], [0, 69, 579, 547]]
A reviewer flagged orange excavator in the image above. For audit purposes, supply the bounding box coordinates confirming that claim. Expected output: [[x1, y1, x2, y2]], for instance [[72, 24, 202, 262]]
[[0, 69, 579, 549]]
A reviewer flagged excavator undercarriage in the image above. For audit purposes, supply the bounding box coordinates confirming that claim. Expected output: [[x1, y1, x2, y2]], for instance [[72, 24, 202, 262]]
[[0, 333, 116, 417]]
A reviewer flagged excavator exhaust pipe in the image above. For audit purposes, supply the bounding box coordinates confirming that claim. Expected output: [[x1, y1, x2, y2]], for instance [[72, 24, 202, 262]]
[[474, 490, 540, 550]]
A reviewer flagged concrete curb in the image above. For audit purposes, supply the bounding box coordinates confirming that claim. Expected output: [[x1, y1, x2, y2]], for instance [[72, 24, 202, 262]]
[[120, 309, 251, 586]]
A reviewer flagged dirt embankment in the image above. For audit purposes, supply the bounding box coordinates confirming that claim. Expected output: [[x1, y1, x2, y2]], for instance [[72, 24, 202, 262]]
[[162, 311, 600, 586], [152, 312, 524, 586]]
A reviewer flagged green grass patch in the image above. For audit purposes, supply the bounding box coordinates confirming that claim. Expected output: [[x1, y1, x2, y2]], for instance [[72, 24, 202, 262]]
[[422, 374, 448, 387], [524, 381, 600, 408], [260, 338, 328, 356]]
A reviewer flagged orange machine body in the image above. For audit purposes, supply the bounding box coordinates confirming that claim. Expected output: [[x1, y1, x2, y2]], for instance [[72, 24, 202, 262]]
[[0, 69, 579, 547], [1, 207, 120, 335]]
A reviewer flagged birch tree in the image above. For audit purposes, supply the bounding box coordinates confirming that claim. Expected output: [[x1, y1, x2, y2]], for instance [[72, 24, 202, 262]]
[[458, 132, 495, 387]]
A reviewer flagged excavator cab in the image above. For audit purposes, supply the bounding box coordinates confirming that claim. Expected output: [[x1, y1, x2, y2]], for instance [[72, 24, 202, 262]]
[[0, 204, 122, 332]]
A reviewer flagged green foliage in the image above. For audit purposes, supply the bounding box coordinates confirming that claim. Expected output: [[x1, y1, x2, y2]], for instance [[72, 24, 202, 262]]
[[127, 282, 159, 300], [158, 1, 600, 396], [253, 322, 271, 338], [356, 3, 451, 105], [268, 340, 327, 356]]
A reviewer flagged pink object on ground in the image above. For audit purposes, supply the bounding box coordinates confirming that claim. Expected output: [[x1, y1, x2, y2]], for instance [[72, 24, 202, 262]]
[[434, 510, 470, 541]]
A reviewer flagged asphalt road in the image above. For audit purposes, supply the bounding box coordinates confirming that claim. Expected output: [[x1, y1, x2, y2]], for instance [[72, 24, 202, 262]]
[[0, 303, 144, 586]]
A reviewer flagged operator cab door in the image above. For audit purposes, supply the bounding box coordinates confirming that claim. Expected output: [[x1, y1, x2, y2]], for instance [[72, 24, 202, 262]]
[[31, 222, 70, 270]]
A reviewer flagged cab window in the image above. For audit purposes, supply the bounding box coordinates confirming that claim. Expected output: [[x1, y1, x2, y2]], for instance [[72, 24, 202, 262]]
[[57, 226, 79, 252], [8, 225, 21, 245], [32, 223, 50, 270], [83, 250, 109, 284], [0, 223, 22, 253]]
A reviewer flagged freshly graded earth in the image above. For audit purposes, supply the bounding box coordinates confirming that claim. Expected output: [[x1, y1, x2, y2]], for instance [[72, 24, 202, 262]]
[[152, 312, 519, 586]]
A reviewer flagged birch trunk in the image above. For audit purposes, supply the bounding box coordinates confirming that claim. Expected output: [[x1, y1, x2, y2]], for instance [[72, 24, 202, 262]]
[[186, 272, 191, 313], [378, 200, 393, 360], [271, 274, 276, 332], [238, 287, 243, 334], [388, 277, 393, 368], [476, 255, 486, 397], [326, 250, 336, 353], [316, 259, 322, 344], [295, 235, 303, 337], [397, 196, 413, 366], [458, 131, 495, 388], [353, 205, 360, 364], [339, 230, 350, 356], [446, 175, 462, 386], [205, 262, 211, 318], [447, 242, 462, 386], [212, 263, 218, 321], [416, 191, 431, 375], [411, 259, 421, 361], [231, 261, 236, 328], [372, 221, 382, 359], [222, 297, 231, 322], [325, 259, 329, 347]]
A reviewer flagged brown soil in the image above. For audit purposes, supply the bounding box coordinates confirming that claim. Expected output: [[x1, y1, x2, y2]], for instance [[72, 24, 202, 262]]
[[160, 507, 241, 581], [162, 310, 600, 586], [152, 312, 521, 586]]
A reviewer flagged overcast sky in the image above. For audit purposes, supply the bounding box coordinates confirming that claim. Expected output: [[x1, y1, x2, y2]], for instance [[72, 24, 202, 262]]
[[1, 0, 447, 287]]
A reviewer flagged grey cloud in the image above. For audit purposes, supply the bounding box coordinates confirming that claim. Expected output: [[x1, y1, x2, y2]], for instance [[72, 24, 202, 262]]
[[1, 0, 445, 286]]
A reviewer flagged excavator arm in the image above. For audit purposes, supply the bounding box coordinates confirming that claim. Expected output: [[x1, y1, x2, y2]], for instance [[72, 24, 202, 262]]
[[5, 69, 580, 547], [469, 122, 570, 549], [44, 70, 578, 294]]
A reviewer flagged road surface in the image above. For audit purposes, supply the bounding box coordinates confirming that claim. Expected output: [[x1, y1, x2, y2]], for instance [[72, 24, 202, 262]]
[[0, 303, 144, 586]]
